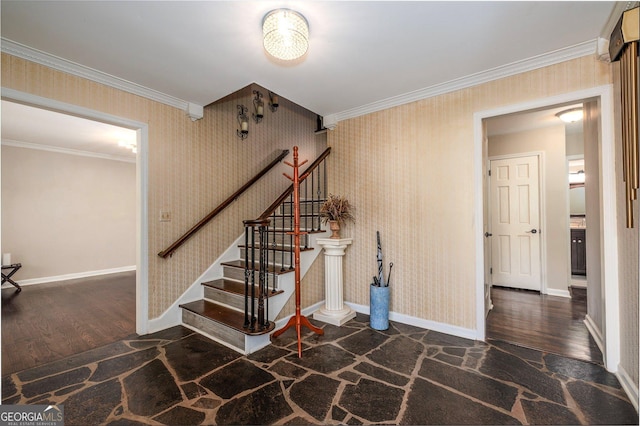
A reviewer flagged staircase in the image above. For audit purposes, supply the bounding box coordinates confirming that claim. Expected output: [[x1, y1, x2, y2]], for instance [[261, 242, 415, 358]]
[[178, 148, 331, 354]]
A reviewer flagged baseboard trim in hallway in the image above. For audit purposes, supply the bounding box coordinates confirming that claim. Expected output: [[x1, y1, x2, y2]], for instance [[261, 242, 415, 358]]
[[4, 265, 137, 287]]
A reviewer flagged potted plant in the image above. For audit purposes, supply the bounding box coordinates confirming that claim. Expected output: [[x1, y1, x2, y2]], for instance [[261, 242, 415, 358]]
[[319, 194, 354, 238]]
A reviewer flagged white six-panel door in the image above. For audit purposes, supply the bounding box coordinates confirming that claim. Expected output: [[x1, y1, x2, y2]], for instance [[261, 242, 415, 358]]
[[489, 155, 541, 291]]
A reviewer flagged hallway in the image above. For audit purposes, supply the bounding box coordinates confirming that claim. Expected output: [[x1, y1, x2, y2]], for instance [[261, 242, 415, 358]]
[[486, 286, 602, 364], [1, 271, 136, 374]]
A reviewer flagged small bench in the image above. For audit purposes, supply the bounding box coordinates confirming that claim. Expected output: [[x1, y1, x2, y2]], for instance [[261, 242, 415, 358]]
[[1, 263, 22, 292]]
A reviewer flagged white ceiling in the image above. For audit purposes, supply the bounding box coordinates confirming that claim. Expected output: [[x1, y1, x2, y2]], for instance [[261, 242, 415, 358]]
[[0, 1, 617, 117], [0, 1, 619, 156], [1, 101, 137, 161]]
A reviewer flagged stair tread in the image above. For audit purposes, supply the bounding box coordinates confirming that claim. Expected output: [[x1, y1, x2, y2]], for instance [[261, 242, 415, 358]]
[[202, 278, 284, 297], [222, 259, 295, 274], [180, 300, 274, 336]]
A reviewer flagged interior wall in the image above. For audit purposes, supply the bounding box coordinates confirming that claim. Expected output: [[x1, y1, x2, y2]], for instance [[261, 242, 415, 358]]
[[1, 145, 136, 280], [612, 60, 639, 389], [488, 125, 569, 294], [583, 100, 603, 334], [1, 54, 326, 319], [566, 129, 585, 156], [328, 55, 611, 331]]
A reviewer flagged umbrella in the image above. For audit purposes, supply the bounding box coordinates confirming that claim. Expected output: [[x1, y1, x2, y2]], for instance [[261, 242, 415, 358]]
[[377, 231, 385, 287]]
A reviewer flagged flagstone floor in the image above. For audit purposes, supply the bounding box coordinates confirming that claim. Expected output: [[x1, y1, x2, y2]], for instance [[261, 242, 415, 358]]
[[2, 313, 638, 425]]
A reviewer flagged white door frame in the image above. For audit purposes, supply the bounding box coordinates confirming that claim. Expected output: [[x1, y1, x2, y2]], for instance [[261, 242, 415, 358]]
[[473, 85, 620, 372], [488, 152, 546, 294], [1, 87, 150, 335]]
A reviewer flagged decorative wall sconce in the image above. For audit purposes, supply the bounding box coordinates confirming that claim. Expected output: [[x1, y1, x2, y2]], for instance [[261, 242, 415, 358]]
[[237, 105, 249, 139], [268, 91, 279, 112], [252, 90, 264, 123]]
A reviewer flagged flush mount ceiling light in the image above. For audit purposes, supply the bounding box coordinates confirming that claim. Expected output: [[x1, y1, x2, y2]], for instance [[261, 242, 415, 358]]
[[556, 108, 583, 123], [263, 9, 309, 61], [118, 139, 137, 154]]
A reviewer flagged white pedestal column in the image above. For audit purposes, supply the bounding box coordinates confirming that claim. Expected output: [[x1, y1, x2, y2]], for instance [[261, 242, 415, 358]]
[[313, 237, 356, 326]]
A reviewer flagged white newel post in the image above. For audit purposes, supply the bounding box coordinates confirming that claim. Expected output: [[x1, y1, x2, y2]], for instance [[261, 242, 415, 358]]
[[313, 237, 356, 326]]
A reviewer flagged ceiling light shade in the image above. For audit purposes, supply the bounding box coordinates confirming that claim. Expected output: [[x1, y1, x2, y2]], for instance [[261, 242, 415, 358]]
[[263, 9, 309, 61], [556, 108, 583, 123]]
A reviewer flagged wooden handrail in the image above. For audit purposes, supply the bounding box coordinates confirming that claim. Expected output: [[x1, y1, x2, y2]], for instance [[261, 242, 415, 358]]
[[158, 149, 290, 258], [257, 147, 331, 220]]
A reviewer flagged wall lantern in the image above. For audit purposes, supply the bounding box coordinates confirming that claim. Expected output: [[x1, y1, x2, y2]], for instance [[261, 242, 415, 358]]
[[237, 105, 249, 140], [263, 9, 309, 61], [252, 90, 264, 123], [268, 91, 279, 112]]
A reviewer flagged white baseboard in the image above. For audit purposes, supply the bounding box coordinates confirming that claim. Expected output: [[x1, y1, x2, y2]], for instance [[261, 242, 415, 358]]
[[616, 364, 639, 413], [345, 301, 477, 340], [584, 314, 605, 355], [546, 288, 571, 298], [3, 265, 136, 287]]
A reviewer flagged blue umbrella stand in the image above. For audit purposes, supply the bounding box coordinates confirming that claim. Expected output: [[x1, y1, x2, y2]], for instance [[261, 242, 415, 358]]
[[370, 284, 390, 330]]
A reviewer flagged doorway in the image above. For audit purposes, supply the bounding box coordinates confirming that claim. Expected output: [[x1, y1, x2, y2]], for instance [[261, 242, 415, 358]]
[[1, 87, 150, 337], [473, 85, 620, 372]]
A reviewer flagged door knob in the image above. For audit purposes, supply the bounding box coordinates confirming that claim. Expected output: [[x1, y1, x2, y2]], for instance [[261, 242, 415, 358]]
[[526, 229, 538, 234], [484, 232, 492, 238]]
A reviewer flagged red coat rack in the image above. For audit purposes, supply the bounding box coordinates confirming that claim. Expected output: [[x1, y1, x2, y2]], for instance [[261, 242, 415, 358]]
[[272, 146, 324, 357]]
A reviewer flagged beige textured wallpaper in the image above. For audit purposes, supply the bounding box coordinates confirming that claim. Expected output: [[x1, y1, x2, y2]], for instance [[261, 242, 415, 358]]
[[328, 55, 612, 331], [1, 54, 326, 319]]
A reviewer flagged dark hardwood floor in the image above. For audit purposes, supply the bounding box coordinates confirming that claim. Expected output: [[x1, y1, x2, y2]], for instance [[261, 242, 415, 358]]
[[1, 271, 136, 375], [486, 286, 603, 364]]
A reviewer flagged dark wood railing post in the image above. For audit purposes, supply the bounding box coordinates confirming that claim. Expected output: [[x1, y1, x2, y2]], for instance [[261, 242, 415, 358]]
[[243, 225, 251, 328], [243, 218, 270, 332]]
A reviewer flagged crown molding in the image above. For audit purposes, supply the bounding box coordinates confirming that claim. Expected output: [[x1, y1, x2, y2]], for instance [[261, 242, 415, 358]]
[[2, 139, 136, 163], [1, 38, 204, 116], [324, 39, 598, 127]]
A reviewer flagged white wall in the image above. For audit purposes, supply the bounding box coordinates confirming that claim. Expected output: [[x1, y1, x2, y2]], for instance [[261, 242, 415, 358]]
[[1, 145, 136, 282], [488, 125, 570, 294]]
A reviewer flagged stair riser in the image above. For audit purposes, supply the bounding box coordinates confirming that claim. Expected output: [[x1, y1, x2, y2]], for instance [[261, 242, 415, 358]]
[[182, 310, 245, 351], [280, 201, 325, 215], [251, 232, 310, 246], [264, 216, 323, 230], [204, 286, 272, 313], [222, 266, 282, 287], [240, 249, 296, 266]]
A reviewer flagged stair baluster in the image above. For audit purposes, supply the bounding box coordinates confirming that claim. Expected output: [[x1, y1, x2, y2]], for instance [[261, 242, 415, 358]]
[[243, 218, 271, 332], [257, 220, 268, 328], [243, 227, 250, 328]]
